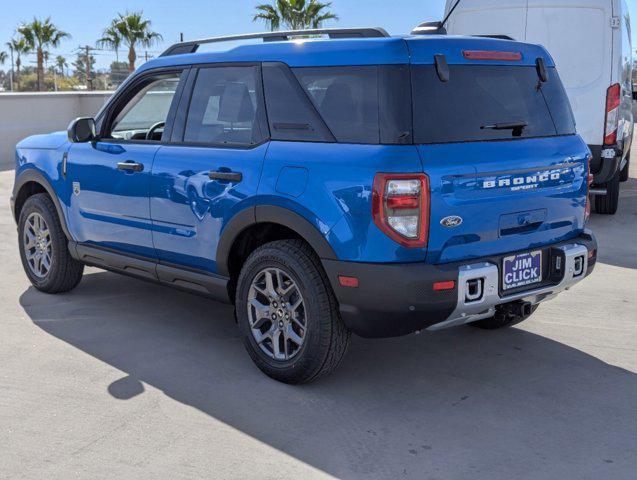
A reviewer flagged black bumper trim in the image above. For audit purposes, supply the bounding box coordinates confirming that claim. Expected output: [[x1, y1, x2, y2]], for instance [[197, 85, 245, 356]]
[[322, 231, 597, 339]]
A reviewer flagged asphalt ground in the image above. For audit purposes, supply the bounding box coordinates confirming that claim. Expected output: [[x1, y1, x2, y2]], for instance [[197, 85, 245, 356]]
[[0, 156, 635, 479]]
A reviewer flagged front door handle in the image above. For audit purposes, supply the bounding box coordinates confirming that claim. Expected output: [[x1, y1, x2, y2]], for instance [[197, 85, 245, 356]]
[[209, 170, 243, 183], [117, 161, 144, 172]]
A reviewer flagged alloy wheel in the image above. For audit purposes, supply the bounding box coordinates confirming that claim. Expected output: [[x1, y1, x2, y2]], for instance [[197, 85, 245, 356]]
[[247, 267, 307, 361]]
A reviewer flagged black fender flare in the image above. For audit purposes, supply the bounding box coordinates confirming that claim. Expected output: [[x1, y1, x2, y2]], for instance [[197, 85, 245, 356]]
[[12, 169, 73, 240], [215, 205, 337, 277]]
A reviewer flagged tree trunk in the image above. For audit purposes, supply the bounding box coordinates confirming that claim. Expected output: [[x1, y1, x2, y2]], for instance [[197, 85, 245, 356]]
[[128, 46, 136, 73], [16, 59, 21, 91], [37, 48, 44, 92]]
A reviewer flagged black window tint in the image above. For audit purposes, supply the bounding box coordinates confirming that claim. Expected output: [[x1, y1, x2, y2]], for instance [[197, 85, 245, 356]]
[[541, 68, 576, 135], [262, 63, 334, 142], [412, 65, 570, 144], [293, 66, 380, 144], [379, 65, 413, 144], [184, 66, 267, 146]]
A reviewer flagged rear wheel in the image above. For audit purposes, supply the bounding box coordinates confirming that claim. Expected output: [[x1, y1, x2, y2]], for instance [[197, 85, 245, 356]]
[[236, 239, 350, 384], [594, 170, 620, 215], [619, 152, 630, 182], [18, 194, 84, 293], [471, 303, 539, 330]]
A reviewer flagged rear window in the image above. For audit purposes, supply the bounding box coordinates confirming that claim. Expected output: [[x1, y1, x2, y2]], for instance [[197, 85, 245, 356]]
[[411, 65, 575, 144]]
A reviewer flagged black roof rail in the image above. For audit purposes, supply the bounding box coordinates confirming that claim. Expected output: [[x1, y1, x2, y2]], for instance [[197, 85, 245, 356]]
[[160, 27, 391, 57]]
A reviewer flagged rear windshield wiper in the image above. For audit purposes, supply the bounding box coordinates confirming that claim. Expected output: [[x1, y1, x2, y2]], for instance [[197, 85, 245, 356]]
[[481, 122, 528, 137]]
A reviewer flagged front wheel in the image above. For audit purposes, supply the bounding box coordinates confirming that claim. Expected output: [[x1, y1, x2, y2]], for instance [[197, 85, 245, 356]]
[[619, 152, 630, 182], [236, 240, 350, 384], [594, 171, 620, 215], [18, 193, 84, 293]]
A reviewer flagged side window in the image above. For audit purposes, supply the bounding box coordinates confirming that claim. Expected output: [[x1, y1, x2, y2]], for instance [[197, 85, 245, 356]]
[[262, 63, 334, 142], [109, 74, 181, 141], [183, 66, 267, 146], [293, 66, 380, 144]]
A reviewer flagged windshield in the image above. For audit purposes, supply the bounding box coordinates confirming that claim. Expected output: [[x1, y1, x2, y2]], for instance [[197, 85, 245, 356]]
[[411, 65, 575, 144]]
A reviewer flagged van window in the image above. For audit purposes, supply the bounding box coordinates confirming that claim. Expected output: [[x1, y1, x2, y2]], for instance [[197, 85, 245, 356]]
[[183, 66, 267, 146], [292, 66, 412, 144], [411, 65, 575, 144]]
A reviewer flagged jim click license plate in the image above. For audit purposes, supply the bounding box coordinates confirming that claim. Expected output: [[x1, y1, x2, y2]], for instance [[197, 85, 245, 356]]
[[502, 250, 542, 291]]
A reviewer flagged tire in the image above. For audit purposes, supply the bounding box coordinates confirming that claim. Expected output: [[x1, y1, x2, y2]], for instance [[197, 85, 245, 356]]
[[18, 193, 84, 293], [619, 152, 630, 182], [471, 303, 539, 330], [594, 170, 620, 215], [236, 239, 350, 384]]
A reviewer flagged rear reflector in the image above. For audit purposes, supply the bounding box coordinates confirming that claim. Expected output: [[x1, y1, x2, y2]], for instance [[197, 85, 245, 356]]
[[463, 50, 522, 61], [604, 83, 621, 145], [338, 275, 359, 288], [433, 280, 456, 291]]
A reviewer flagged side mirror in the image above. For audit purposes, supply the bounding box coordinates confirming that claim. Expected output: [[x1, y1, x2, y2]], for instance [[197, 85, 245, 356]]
[[67, 117, 96, 143]]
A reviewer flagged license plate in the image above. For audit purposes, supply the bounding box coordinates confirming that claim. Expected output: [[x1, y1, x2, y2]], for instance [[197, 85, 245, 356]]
[[502, 250, 542, 291]]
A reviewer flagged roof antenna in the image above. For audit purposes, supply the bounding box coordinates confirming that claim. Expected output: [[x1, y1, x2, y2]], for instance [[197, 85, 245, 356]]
[[411, 0, 462, 35]]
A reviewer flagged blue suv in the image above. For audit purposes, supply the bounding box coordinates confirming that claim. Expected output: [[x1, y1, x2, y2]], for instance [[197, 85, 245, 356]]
[[11, 28, 597, 383]]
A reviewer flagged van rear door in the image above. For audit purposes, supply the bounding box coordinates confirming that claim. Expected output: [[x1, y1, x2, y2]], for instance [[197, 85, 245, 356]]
[[525, 0, 614, 146], [444, 0, 528, 41]]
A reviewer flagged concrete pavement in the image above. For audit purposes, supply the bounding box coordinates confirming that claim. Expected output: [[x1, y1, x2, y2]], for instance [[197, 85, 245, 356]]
[[0, 160, 636, 479]]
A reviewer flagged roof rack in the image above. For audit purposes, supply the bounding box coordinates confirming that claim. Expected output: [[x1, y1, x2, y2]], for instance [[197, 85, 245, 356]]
[[160, 27, 390, 57]]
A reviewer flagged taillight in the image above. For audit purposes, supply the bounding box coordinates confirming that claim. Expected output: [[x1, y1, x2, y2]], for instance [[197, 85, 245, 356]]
[[372, 173, 429, 248], [604, 83, 620, 145], [585, 154, 593, 222]]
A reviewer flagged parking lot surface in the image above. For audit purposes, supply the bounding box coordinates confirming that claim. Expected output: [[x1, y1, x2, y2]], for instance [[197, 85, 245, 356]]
[[0, 158, 636, 480]]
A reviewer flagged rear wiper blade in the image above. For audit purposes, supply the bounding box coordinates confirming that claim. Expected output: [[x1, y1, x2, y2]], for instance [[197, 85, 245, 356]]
[[481, 121, 528, 137], [481, 122, 528, 130]]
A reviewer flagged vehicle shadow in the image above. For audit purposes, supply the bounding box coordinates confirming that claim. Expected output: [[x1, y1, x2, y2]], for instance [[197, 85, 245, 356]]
[[589, 177, 637, 269], [19, 271, 637, 479]]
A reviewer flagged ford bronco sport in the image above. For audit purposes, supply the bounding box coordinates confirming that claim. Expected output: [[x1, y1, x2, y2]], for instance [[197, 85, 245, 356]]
[[11, 28, 597, 383]]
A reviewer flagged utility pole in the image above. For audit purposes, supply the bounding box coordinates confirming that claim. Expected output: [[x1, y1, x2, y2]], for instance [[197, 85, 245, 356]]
[[180, 32, 184, 42], [77, 45, 96, 90]]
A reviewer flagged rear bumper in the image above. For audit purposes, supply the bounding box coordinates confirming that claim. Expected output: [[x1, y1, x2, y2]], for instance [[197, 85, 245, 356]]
[[322, 231, 597, 338]]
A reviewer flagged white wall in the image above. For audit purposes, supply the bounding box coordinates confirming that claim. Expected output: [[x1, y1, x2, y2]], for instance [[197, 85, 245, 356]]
[[0, 92, 112, 170]]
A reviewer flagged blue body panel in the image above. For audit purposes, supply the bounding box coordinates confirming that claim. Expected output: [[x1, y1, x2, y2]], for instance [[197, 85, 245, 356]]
[[64, 141, 159, 258], [150, 144, 267, 273], [13, 33, 589, 275]]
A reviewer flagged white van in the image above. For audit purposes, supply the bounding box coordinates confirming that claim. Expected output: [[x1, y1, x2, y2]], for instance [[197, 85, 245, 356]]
[[438, 0, 633, 214]]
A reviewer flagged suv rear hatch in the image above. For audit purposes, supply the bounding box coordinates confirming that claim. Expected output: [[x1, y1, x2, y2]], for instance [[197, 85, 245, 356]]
[[407, 38, 590, 264]]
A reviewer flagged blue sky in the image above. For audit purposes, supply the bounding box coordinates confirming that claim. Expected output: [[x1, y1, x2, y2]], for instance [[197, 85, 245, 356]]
[[0, 0, 446, 69], [2, 0, 637, 71]]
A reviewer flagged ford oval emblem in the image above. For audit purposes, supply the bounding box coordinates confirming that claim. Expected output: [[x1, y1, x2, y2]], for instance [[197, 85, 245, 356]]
[[441, 215, 463, 228]]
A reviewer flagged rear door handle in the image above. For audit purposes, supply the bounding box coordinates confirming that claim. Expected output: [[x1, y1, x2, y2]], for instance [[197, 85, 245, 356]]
[[209, 170, 243, 183], [117, 161, 144, 172]]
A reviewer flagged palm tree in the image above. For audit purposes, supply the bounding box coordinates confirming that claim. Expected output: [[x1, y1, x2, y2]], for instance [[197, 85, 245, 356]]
[[7, 38, 30, 91], [97, 24, 122, 62], [18, 17, 70, 91], [253, 0, 338, 31], [105, 12, 162, 73], [55, 55, 67, 77]]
